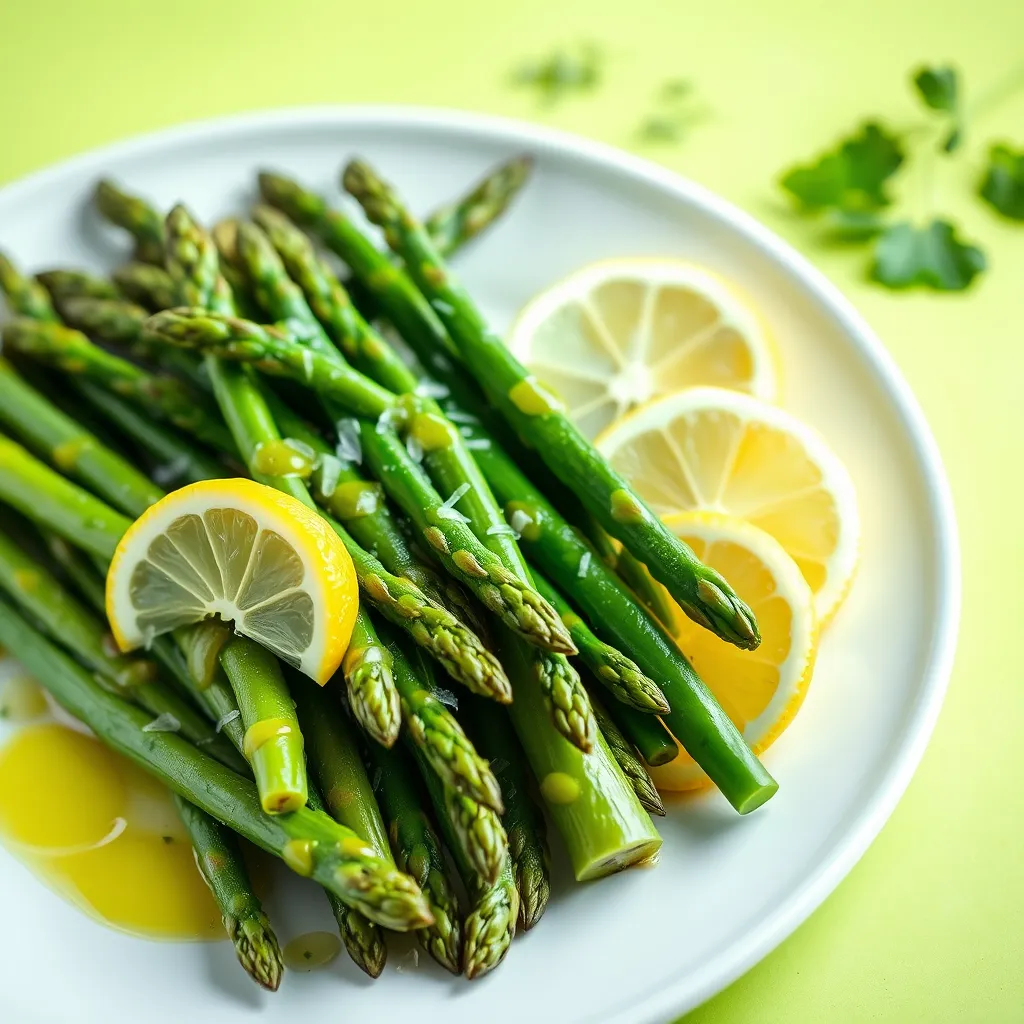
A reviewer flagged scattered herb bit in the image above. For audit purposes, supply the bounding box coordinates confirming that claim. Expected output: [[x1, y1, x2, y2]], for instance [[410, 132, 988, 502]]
[[162, 835, 174, 844], [638, 79, 705, 144], [912, 65, 963, 151], [871, 220, 986, 291], [303, 950, 313, 961], [979, 143, 1024, 221], [780, 122, 904, 212], [512, 43, 604, 104]]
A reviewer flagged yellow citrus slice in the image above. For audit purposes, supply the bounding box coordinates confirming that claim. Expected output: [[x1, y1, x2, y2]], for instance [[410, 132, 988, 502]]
[[506, 258, 778, 439], [649, 512, 818, 792], [596, 386, 859, 624], [106, 478, 357, 684]]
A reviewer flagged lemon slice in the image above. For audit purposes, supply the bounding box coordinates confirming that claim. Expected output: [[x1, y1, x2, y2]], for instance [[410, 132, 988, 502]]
[[106, 479, 358, 684], [649, 512, 818, 792], [507, 258, 778, 439], [596, 387, 859, 623]]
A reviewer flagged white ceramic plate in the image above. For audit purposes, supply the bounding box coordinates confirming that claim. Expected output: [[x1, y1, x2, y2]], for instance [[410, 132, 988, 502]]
[[0, 108, 959, 1024]]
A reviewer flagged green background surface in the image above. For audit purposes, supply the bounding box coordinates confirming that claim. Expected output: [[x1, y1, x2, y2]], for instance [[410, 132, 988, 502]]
[[1, 1, 1021, 1020]]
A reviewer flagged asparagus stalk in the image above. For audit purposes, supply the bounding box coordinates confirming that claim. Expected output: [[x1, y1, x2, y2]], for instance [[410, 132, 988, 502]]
[[294, 677, 391, 977], [36, 268, 119, 304], [413, 747, 518, 978], [605, 699, 678, 768], [306, 781, 387, 977], [589, 694, 666, 815], [94, 179, 166, 264], [423, 154, 534, 256], [344, 159, 760, 650], [498, 632, 663, 881], [0, 357, 163, 515], [112, 261, 177, 311], [0, 251, 60, 321], [361, 740, 463, 973], [1, 319, 236, 453], [174, 795, 284, 990], [382, 625, 503, 812], [465, 696, 551, 930], [220, 635, 308, 814], [0, 599, 433, 930]]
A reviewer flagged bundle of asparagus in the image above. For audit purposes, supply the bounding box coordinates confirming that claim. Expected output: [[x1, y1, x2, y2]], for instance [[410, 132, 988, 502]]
[[0, 154, 776, 988]]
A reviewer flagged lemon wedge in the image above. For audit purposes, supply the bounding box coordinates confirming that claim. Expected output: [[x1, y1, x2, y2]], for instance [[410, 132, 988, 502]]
[[649, 512, 818, 792], [106, 479, 358, 684], [506, 258, 778, 439], [596, 386, 859, 624]]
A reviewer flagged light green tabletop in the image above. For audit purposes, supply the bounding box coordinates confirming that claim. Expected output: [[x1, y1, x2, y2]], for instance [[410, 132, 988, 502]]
[[1, 1, 1021, 1019]]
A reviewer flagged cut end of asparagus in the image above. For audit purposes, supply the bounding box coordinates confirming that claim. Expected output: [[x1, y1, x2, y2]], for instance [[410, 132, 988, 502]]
[[462, 880, 519, 981], [225, 910, 284, 992], [734, 776, 780, 815], [694, 575, 761, 651]]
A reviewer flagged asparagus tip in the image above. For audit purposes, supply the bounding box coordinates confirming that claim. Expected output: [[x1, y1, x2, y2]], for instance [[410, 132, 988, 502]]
[[226, 911, 284, 992]]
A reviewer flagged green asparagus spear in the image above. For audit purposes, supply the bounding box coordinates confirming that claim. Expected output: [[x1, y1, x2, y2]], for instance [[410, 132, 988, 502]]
[[0, 251, 59, 321], [382, 627, 503, 812], [0, 357, 163, 515], [1, 319, 236, 453], [94, 179, 166, 264], [604, 699, 678, 768], [294, 677, 391, 977], [344, 159, 760, 650], [424, 155, 534, 256], [532, 571, 668, 714], [142, 308, 396, 419], [219, 635, 307, 814], [470, 437, 778, 814], [36, 268, 119, 304], [362, 740, 463, 973], [413, 745, 517, 978], [174, 795, 284, 990], [464, 696, 551, 930], [0, 599, 433, 931], [498, 632, 663, 881], [359, 420, 575, 655], [112, 261, 177, 311], [589, 693, 666, 815], [306, 781, 387, 977]]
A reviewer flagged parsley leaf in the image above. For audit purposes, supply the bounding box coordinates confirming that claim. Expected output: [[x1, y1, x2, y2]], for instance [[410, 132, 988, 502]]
[[979, 143, 1024, 221], [779, 122, 905, 212], [871, 220, 986, 291], [912, 65, 963, 152], [913, 66, 959, 113], [513, 44, 604, 105]]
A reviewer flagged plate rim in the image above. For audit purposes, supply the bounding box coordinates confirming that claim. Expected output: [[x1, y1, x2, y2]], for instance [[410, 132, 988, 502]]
[[0, 104, 961, 1023]]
